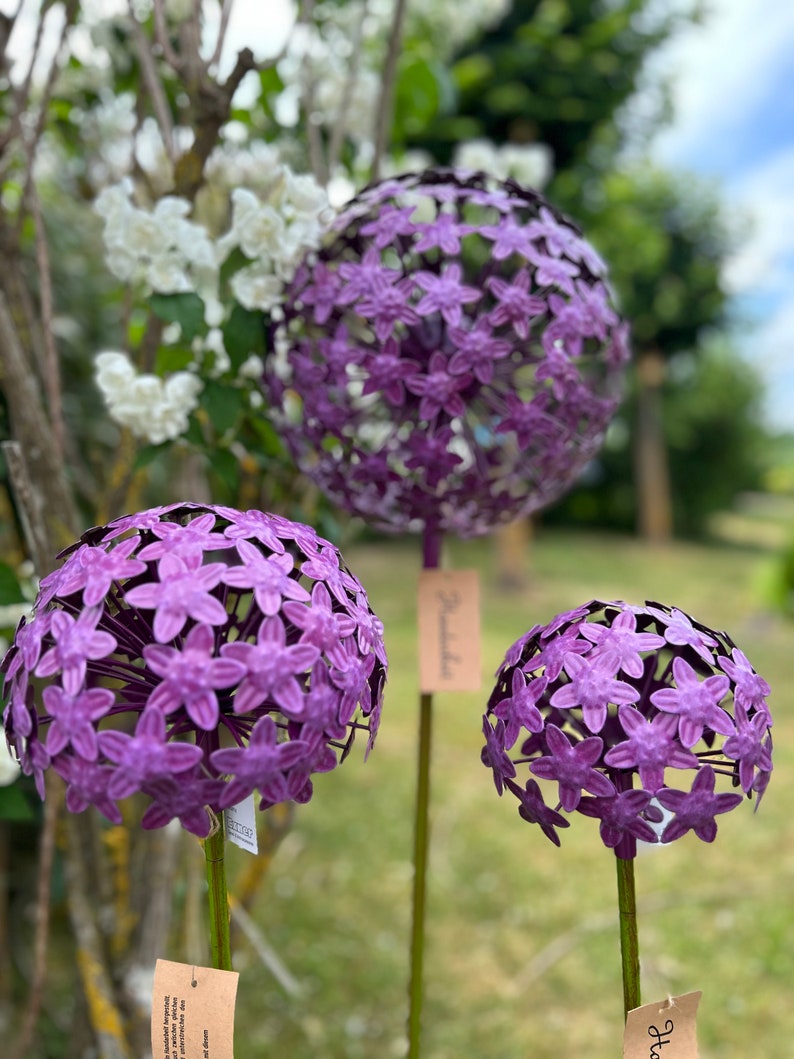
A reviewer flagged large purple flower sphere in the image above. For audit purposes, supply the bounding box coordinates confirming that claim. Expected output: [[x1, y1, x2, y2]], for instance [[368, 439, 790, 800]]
[[1, 503, 387, 837], [264, 167, 629, 537], [482, 600, 772, 858]]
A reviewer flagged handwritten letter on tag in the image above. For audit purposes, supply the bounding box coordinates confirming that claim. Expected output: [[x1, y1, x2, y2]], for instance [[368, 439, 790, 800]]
[[417, 569, 481, 693], [623, 991, 701, 1059]]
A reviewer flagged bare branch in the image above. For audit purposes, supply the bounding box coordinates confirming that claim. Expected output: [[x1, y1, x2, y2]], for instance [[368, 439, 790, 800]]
[[0, 293, 79, 562], [64, 816, 135, 1059], [230, 899, 304, 998], [28, 180, 65, 461], [8, 778, 63, 1059], [151, 0, 182, 70], [127, 0, 177, 165], [207, 0, 235, 70], [296, 0, 328, 184], [11, 3, 77, 214], [371, 0, 409, 181], [327, 0, 370, 176]]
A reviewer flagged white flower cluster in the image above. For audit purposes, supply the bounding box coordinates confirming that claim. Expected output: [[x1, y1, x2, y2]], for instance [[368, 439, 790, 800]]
[[95, 351, 203, 445], [93, 147, 328, 440], [95, 155, 329, 318], [95, 181, 218, 303], [453, 139, 554, 190], [215, 168, 330, 313]]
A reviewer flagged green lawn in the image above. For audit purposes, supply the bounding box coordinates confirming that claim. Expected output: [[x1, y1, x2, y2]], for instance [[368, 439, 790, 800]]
[[225, 525, 792, 1059]]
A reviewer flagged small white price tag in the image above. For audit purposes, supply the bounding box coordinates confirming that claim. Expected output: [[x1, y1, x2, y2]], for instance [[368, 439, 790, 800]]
[[224, 794, 258, 855]]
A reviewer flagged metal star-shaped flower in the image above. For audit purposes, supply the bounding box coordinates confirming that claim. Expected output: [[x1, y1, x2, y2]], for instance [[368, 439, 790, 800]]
[[483, 599, 773, 858]]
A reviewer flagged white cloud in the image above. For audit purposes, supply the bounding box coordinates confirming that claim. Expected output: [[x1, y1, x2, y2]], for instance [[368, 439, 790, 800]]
[[651, 0, 794, 166], [723, 147, 794, 297], [645, 0, 794, 427]]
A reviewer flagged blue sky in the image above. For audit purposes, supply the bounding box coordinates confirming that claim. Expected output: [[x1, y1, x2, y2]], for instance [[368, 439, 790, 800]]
[[647, 0, 794, 431]]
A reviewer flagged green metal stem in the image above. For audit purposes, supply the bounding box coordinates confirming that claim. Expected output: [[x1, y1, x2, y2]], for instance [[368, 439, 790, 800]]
[[204, 817, 232, 972], [407, 690, 433, 1059], [615, 853, 641, 1020]]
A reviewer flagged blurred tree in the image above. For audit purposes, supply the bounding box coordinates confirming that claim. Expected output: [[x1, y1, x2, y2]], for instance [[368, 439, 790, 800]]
[[411, 0, 763, 541], [410, 0, 689, 172], [546, 339, 769, 537], [578, 166, 733, 540]]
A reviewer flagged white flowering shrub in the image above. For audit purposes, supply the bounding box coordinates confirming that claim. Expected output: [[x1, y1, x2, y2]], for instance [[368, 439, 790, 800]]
[[92, 151, 330, 449]]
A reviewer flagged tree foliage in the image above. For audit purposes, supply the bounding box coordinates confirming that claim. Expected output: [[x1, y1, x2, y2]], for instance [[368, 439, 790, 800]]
[[412, 0, 686, 171], [547, 341, 769, 536]]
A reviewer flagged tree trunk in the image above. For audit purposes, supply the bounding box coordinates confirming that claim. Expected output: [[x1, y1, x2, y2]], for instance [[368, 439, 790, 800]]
[[634, 347, 673, 543]]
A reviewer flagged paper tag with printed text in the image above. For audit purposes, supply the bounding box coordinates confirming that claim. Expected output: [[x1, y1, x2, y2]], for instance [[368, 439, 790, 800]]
[[225, 793, 258, 855], [151, 958, 239, 1059], [417, 569, 481, 692], [623, 991, 701, 1059]]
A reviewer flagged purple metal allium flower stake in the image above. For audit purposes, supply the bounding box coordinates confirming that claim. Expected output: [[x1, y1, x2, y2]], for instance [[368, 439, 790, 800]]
[[2, 502, 387, 972], [482, 600, 773, 1021], [264, 166, 629, 539], [263, 167, 629, 1056]]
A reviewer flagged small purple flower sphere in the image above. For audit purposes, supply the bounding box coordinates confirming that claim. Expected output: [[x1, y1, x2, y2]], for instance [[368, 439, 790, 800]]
[[482, 600, 772, 858], [1, 503, 387, 838], [264, 167, 629, 538]]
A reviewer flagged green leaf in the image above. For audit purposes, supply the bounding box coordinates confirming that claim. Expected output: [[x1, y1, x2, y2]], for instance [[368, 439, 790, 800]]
[[222, 304, 266, 371], [182, 412, 207, 449], [393, 58, 443, 140], [0, 562, 24, 606], [219, 246, 251, 289], [257, 66, 286, 122], [247, 414, 285, 458], [133, 443, 168, 473], [155, 345, 195, 375], [149, 293, 206, 342], [201, 381, 245, 437], [0, 782, 36, 822], [206, 446, 239, 492]]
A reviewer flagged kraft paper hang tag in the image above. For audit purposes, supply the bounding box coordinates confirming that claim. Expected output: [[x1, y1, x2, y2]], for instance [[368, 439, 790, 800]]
[[225, 793, 258, 855], [151, 958, 239, 1059], [623, 991, 701, 1059], [418, 569, 481, 692]]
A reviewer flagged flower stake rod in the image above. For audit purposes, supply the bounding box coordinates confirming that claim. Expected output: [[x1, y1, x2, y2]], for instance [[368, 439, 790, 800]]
[[482, 599, 772, 1040], [410, 529, 482, 1058], [204, 811, 232, 972]]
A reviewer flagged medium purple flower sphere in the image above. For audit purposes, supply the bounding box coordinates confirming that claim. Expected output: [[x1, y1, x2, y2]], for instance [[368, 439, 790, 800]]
[[2, 503, 387, 837], [482, 600, 772, 858], [264, 167, 629, 537]]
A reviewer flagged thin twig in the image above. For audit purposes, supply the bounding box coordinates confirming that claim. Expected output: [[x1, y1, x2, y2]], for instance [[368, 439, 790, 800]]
[[207, 0, 235, 70], [64, 816, 134, 1059], [370, 0, 409, 181], [229, 899, 304, 998], [127, 0, 177, 164], [12, 2, 77, 230], [8, 777, 63, 1059], [327, 0, 370, 176], [298, 0, 328, 185], [182, 0, 206, 90], [0, 295, 80, 552], [152, 0, 182, 70], [28, 179, 65, 461]]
